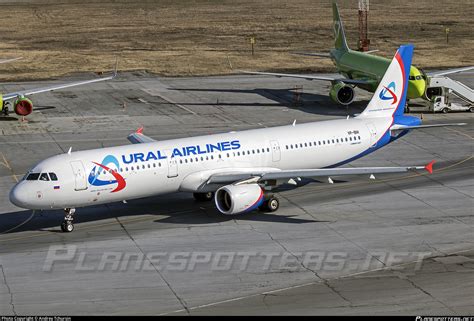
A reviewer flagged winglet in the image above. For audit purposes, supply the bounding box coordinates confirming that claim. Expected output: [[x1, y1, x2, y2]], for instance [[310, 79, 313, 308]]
[[424, 160, 435, 174], [113, 57, 119, 78], [136, 127, 144, 134]]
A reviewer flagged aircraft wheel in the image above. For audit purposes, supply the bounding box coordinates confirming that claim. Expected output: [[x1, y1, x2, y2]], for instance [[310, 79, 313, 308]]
[[267, 197, 280, 212], [61, 221, 74, 233], [259, 196, 280, 212], [193, 192, 214, 202]]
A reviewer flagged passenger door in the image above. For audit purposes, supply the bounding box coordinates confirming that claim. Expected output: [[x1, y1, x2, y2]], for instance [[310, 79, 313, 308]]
[[366, 123, 377, 147], [70, 161, 88, 191], [270, 140, 281, 162], [165, 150, 178, 178]]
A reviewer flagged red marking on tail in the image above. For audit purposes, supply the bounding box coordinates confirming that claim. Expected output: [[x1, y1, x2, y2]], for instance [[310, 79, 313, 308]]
[[136, 127, 144, 134], [425, 160, 435, 174]]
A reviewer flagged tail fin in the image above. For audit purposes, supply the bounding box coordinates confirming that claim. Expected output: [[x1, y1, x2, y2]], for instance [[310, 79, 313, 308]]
[[358, 44, 414, 118], [333, 2, 349, 52]]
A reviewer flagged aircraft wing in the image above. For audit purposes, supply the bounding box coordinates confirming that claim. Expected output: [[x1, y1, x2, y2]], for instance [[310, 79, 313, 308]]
[[127, 127, 157, 144], [238, 70, 370, 85], [206, 162, 434, 185], [0, 57, 22, 64], [426, 66, 474, 77], [2, 73, 116, 101]]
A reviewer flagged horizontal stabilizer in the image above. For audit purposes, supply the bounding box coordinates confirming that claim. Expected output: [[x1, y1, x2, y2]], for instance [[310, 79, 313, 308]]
[[390, 123, 466, 131], [291, 52, 331, 58]]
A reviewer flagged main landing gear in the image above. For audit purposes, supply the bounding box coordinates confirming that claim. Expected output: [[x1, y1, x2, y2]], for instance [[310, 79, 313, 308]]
[[60, 208, 76, 232], [259, 195, 280, 212], [193, 192, 214, 202]]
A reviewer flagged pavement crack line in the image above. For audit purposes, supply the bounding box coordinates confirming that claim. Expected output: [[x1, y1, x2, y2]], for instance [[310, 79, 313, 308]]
[[113, 215, 190, 314], [0, 264, 17, 316], [278, 193, 388, 276], [382, 180, 472, 230], [403, 274, 456, 314], [266, 231, 352, 305]]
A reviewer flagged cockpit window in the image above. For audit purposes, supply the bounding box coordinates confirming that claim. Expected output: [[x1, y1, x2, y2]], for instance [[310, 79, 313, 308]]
[[39, 173, 50, 181], [49, 173, 58, 181], [26, 173, 40, 181], [415, 75, 422, 80], [409, 76, 415, 80]]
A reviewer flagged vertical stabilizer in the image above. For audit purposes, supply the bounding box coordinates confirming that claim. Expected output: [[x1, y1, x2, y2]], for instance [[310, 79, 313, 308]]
[[333, 2, 350, 52], [358, 44, 414, 118]]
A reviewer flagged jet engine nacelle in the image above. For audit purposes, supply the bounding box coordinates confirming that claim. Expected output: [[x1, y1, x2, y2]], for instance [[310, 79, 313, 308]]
[[14, 97, 33, 116], [329, 81, 355, 105], [215, 183, 264, 215]]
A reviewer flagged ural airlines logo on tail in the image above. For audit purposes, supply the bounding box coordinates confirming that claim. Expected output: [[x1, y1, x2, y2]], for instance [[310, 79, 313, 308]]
[[88, 155, 126, 193], [379, 81, 398, 105]]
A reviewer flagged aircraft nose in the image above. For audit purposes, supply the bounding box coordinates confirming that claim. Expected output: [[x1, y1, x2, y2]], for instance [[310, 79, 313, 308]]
[[9, 183, 31, 209], [416, 80, 426, 98]]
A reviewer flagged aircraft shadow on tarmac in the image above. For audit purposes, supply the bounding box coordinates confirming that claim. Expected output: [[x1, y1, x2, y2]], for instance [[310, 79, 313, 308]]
[[169, 88, 368, 116], [0, 192, 319, 235]]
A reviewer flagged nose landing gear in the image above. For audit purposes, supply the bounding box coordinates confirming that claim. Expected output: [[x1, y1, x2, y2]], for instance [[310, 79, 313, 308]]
[[60, 208, 76, 232]]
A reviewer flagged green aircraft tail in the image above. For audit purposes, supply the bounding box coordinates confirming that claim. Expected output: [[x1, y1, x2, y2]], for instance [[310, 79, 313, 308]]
[[332, 2, 350, 52]]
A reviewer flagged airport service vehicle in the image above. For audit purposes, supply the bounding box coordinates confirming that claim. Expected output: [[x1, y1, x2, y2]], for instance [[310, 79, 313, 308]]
[[0, 59, 116, 117], [242, 3, 473, 106], [10, 45, 464, 232]]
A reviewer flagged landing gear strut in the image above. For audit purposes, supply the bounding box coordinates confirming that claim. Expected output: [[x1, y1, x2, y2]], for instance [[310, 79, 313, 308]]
[[61, 208, 76, 232], [259, 195, 280, 212], [193, 192, 214, 202]]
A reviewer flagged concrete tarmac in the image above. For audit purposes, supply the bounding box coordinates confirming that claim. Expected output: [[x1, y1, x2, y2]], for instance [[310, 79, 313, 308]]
[[0, 71, 472, 315]]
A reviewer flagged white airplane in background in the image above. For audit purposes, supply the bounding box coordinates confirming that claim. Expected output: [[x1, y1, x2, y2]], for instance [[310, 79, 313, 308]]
[[0, 58, 116, 117], [9, 44, 465, 232]]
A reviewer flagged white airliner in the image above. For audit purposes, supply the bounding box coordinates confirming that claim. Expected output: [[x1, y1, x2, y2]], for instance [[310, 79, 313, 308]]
[[9, 45, 464, 232]]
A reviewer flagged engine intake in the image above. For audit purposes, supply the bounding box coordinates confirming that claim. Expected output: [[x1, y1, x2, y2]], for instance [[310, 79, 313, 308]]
[[329, 81, 355, 105], [14, 97, 33, 116], [215, 184, 264, 215]]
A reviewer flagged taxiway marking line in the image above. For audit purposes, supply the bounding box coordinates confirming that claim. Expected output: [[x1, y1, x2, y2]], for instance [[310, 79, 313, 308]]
[[0, 152, 18, 183], [445, 127, 473, 140]]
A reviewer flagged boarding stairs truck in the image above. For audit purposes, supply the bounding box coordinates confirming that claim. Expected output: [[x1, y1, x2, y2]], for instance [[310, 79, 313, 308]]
[[426, 76, 474, 113], [407, 76, 473, 113]]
